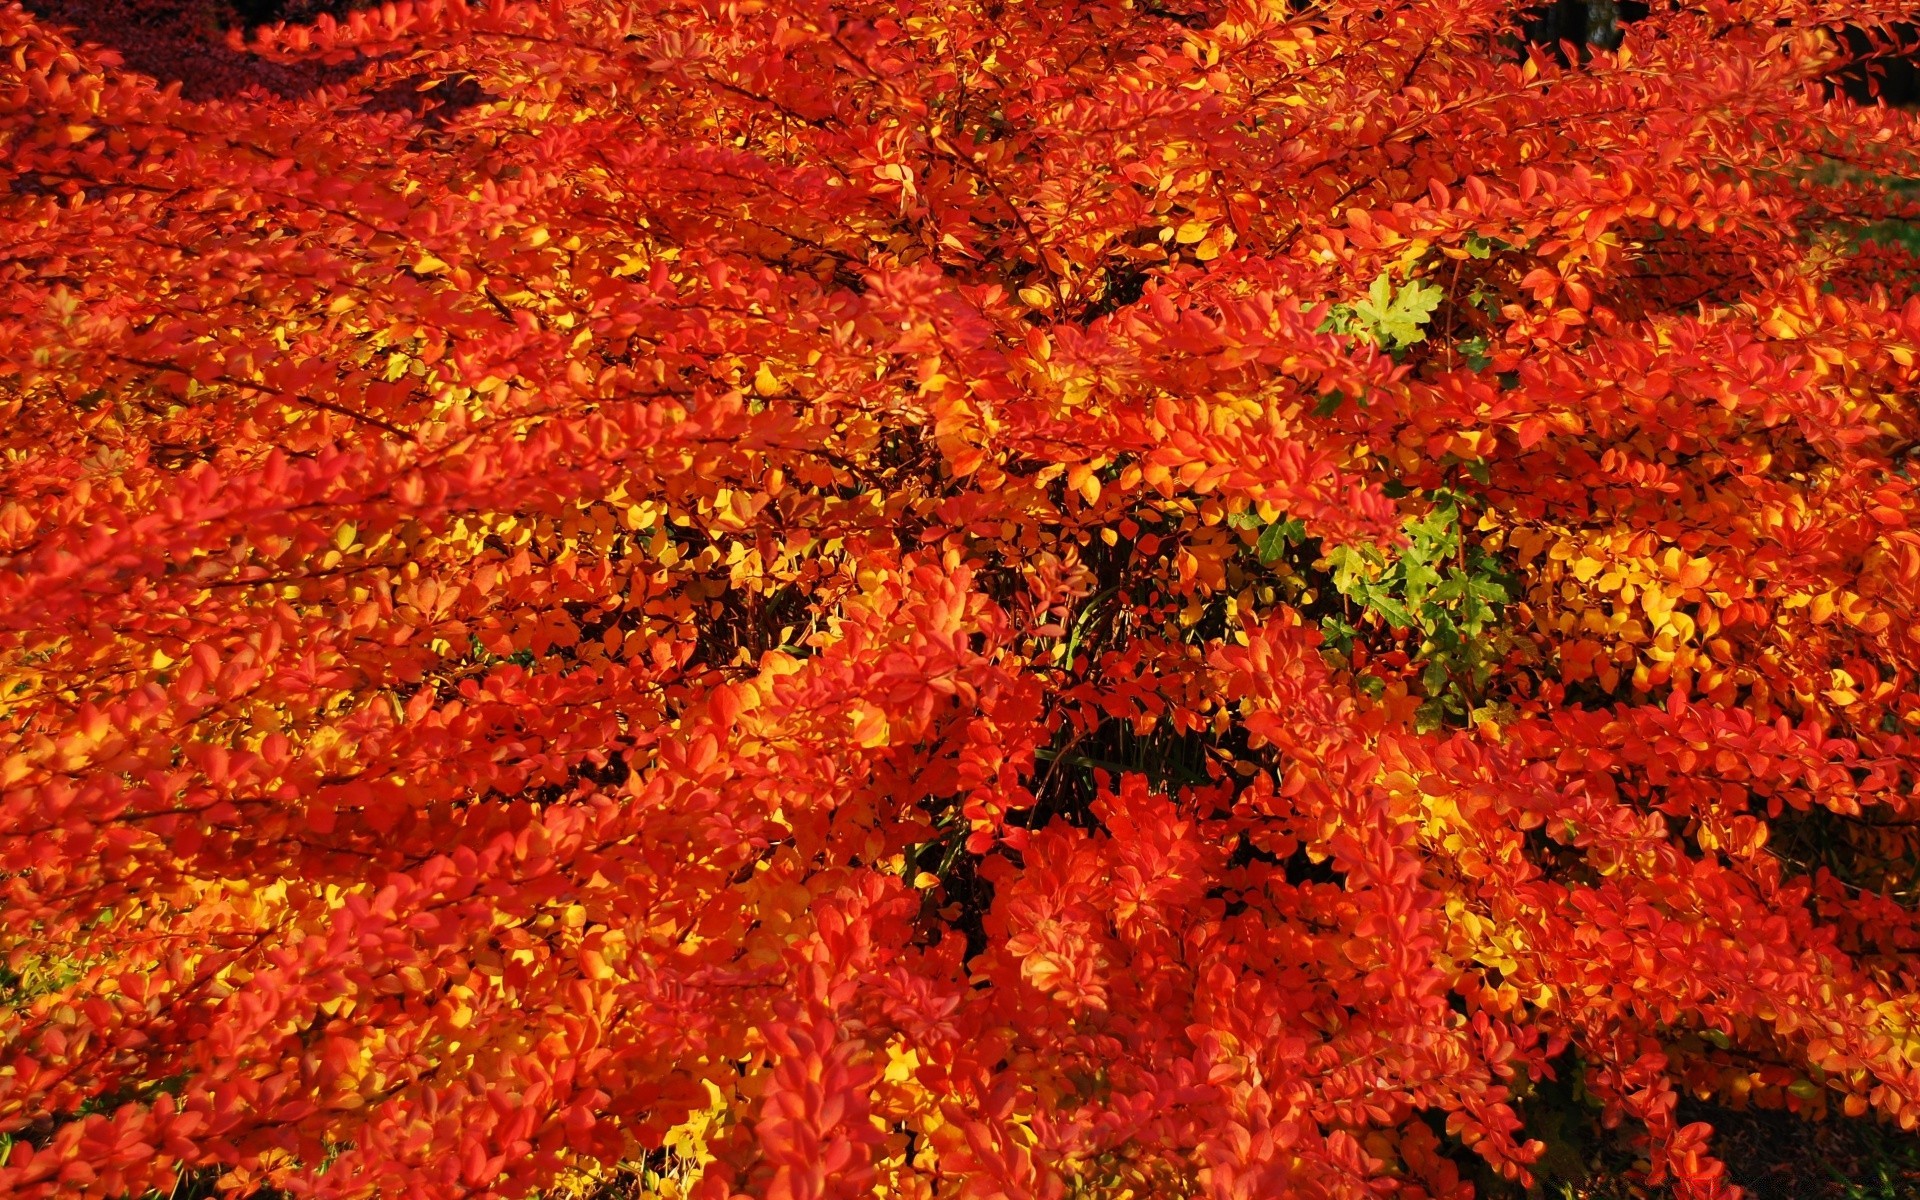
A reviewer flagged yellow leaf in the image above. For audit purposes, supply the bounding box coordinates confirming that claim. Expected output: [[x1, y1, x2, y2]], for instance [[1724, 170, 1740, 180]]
[[411, 253, 449, 275], [884, 1046, 922, 1086], [579, 949, 614, 980], [1175, 221, 1209, 244], [851, 705, 890, 748], [753, 362, 781, 396]]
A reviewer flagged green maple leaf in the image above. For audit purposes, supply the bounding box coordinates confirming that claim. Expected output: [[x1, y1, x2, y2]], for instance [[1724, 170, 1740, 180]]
[[1350, 273, 1445, 349]]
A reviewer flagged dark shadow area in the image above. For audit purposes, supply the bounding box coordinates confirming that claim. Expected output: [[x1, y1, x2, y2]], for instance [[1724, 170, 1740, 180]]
[[1521, 0, 1650, 58], [1677, 1098, 1920, 1200], [226, 0, 365, 22], [1518, 2, 1919, 108], [1827, 23, 1920, 109], [20, 0, 368, 100]]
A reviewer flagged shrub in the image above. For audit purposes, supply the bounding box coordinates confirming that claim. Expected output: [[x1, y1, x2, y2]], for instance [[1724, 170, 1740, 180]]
[[4, 2, 1920, 1198]]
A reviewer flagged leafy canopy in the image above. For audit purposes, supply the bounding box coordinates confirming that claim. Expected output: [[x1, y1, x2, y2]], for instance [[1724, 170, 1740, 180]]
[[3, 2, 1920, 1200]]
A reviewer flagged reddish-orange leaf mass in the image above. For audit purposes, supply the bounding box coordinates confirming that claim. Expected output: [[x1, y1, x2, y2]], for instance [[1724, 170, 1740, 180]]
[[4, 2, 1920, 1198]]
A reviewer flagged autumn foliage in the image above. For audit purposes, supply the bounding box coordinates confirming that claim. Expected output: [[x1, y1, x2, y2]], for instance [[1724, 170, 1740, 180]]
[[6, 0, 1920, 1197]]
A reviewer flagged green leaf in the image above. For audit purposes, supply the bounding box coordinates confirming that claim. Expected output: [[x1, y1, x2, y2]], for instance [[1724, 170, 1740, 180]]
[[1256, 521, 1292, 564], [1368, 273, 1393, 311], [1252, 518, 1305, 565], [1316, 304, 1356, 337], [1401, 560, 1441, 598], [1314, 488, 1514, 727], [1319, 614, 1358, 653], [1467, 575, 1508, 604], [1349, 273, 1446, 350], [1365, 590, 1415, 630], [1458, 336, 1492, 371], [1064, 585, 1121, 665]]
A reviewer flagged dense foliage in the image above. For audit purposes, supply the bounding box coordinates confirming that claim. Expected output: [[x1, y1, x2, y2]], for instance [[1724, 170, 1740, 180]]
[[5, 1, 1920, 1197]]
